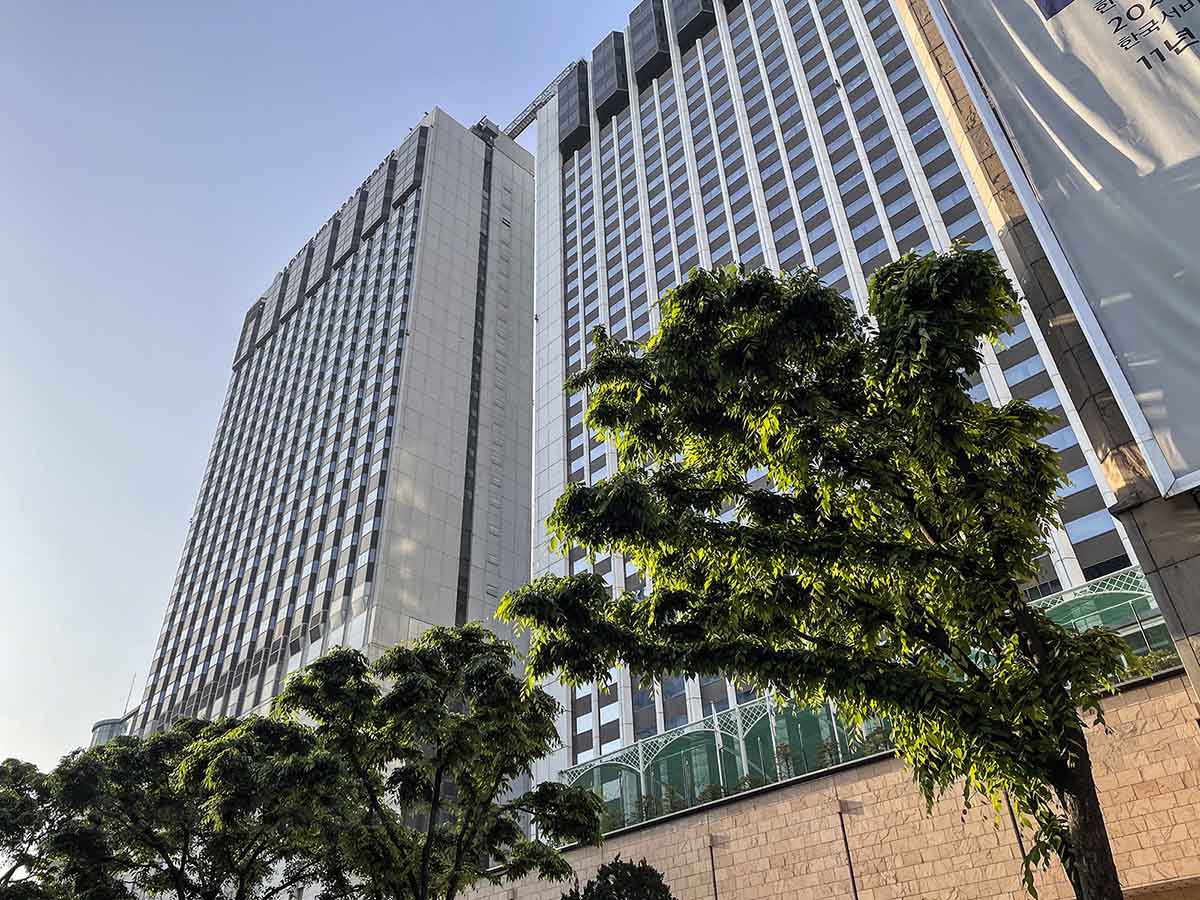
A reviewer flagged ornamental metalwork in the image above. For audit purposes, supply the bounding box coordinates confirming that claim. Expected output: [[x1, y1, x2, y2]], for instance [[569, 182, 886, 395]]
[[560, 567, 1167, 796], [1033, 566, 1153, 616], [560, 696, 777, 786]]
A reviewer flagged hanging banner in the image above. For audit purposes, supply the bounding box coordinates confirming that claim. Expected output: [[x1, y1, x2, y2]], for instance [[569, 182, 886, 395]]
[[937, 0, 1200, 490]]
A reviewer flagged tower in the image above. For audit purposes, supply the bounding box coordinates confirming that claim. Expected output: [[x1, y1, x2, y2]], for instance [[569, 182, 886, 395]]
[[522, 0, 1137, 784], [135, 110, 534, 734]]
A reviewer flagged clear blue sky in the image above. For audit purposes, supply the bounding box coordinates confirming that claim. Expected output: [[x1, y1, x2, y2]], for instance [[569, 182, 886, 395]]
[[0, 0, 629, 769]]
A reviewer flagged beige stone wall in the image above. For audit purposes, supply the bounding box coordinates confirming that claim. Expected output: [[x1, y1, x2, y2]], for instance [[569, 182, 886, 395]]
[[471, 675, 1200, 900]]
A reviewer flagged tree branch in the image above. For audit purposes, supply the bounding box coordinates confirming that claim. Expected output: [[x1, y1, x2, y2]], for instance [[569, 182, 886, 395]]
[[259, 862, 322, 900], [347, 746, 409, 872], [109, 798, 194, 900], [445, 769, 506, 900], [416, 759, 448, 900], [1, 860, 24, 886], [235, 828, 279, 894], [233, 822, 275, 871]]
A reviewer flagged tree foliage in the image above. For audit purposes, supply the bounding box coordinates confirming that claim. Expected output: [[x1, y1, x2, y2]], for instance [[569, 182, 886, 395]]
[[0, 759, 57, 900], [273, 622, 603, 900], [173, 716, 350, 900], [45, 717, 342, 900], [3, 627, 600, 900], [560, 857, 675, 900], [500, 252, 1130, 899]]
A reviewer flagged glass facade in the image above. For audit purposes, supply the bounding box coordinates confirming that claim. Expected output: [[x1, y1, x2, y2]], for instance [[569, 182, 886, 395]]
[[89, 711, 136, 749], [531, 0, 1138, 783], [139, 167, 419, 732]]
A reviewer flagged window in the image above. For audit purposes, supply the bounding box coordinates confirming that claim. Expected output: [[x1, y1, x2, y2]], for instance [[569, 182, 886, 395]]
[[1058, 465, 1098, 498], [1042, 425, 1078, 452], [1027, 387, 1062, 410], [1064, 510, 1117, 544], [967, 381, 990, 403], [1004, 354, 1047, 386], [1001, 320, 1032, 349]]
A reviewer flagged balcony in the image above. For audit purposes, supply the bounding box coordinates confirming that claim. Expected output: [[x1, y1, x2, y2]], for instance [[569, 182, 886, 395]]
[[561, 566, 1180, 835]]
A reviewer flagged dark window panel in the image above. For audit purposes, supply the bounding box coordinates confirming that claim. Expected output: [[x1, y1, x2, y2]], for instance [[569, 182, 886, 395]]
[[559, 63, 591, 157], [671, 0, 716, 47], [593, 31, 631, 125]]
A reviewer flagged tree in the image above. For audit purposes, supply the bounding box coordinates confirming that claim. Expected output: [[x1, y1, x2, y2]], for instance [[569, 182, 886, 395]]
[[273, 622, 603, 900], [174, 716, 352, 900], [0, 759, 56, 900], [500, 252, 1132, 899], [2, 757, 131, 900], [560, 857, 675, 900], [49, 717, 343, 900]]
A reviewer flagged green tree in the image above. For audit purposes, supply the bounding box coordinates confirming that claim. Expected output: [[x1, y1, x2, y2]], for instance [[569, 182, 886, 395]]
[[49, 717, 342, 900], [1, 756, 130, 900], [174, 716, 351, 900], [0, 759, 57, 900], [273, 622, 603, 900], [560, 857, 675, 900], [501, 253, 1131, 900]]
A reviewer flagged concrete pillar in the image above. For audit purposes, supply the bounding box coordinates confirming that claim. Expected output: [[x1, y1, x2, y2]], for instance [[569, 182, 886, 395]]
[[1115, 494, 1200, 689]]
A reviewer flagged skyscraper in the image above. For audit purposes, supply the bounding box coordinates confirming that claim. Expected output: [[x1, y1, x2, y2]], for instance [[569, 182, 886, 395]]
[[134, 110, 534, 735], [521, 0, 1138, 782]]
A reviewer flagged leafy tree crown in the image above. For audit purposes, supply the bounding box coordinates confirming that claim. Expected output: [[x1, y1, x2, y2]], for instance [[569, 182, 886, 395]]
[[561, 857, 675, 900], [273, 622, 602, 900], [500, 252, 1130, 886]]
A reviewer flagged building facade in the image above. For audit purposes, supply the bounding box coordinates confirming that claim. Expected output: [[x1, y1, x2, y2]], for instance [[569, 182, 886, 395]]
[[89, 710, 137, 748], [891, 0, 1200, 695], [470, 671, 1200, 900], [134, 109, 534, 734], [526, 0, 1144, 784]]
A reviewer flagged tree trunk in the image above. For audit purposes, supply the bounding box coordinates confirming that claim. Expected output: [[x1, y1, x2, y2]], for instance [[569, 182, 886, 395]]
[[1060, 740, 1124, 900]]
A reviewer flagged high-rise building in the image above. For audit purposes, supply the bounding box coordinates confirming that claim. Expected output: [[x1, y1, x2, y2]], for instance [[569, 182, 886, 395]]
[[134, 109, 534, 735], [522, 0, 1141, 783]]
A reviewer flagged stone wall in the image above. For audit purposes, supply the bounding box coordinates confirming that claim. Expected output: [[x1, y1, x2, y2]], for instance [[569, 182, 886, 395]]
[[470, 674, 1200, 900]]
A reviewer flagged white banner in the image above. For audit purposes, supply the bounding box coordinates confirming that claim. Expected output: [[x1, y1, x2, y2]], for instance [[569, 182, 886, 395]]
[[937, 0, 1200, 489]]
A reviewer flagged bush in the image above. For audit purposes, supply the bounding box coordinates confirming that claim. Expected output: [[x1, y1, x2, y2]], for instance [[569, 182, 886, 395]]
[[1132, 647, 1183, 676], [561, 857, 675, 900]]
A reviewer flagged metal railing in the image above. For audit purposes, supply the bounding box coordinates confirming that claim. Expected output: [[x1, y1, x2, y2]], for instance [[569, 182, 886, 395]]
[[562, 697, 890, 833], [1036, 565, 1175, 660]]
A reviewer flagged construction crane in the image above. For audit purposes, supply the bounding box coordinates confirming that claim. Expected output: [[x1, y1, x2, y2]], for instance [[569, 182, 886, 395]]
[[504, 61, 583, 139]]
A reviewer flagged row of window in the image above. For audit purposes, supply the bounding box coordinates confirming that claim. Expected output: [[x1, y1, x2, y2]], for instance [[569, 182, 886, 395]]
[[141, 189, 425, 732], [552, 0, 1129, 761]]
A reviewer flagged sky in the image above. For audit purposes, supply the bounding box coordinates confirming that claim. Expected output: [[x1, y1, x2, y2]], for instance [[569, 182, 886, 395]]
[[0, 0, 631, 770]]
